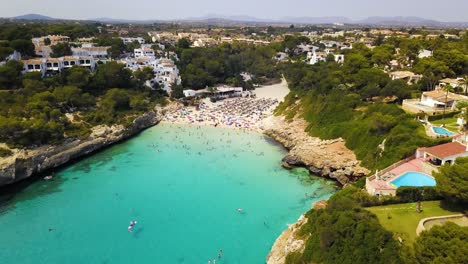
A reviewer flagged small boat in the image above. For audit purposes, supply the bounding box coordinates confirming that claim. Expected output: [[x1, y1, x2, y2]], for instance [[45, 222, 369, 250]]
[[44, 175, 53, 180]]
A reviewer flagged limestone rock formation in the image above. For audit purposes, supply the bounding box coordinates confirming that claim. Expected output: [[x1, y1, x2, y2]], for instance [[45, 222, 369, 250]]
[[263, 116, 369, 185]]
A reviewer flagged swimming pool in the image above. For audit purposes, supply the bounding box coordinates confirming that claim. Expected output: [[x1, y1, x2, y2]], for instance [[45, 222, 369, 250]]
[[432, 126, 456, 137], [391, 172, 436, 187]]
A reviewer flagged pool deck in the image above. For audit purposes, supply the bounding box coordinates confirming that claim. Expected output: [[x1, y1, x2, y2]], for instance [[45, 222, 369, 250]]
[[366, 158, 429, 195]]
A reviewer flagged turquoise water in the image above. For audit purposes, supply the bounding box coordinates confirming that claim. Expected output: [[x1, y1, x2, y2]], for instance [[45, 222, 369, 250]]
[[432, 126, 456, 137], [391, 171, 436, 187], [0, 124, 337, 264]]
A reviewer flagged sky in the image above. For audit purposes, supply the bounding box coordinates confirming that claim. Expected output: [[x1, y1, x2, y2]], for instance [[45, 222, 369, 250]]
[[1, 0, 467, 22]]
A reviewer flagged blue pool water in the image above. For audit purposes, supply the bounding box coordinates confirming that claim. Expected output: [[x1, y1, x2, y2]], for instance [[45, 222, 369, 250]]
[[0, 124, 337, 263], [391, 172, 436, 187], [432, 126, 456, 137]]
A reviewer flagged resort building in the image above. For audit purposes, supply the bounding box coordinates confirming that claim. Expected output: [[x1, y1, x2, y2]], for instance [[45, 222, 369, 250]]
[[71, 47, 110, 59], [366, 134, 468, 196], [120, 37, 145, 44], [32, 35, 70, 47], [35, 45, 53, 58], [182, 87, 244, 99], [22, 56, 97, 77]]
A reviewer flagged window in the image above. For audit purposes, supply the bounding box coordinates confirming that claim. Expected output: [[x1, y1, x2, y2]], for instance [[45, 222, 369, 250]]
[[28, 65, 34, 70], [64, 61, 69, 66], [71, 61, 75, 65], [46, 63, 52, 67], [80, 60, 84, 64], [53, 63, 58, 67], [35, 65, 41, 69], [86, 60, 90, 64]]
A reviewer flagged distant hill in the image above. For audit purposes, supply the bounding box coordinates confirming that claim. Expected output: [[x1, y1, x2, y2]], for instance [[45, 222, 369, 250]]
[[12, 13, 55, 20], [4, 13, 468, 28]]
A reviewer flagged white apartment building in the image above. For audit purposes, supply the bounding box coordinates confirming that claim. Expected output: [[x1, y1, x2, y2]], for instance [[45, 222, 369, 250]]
[[22, 56, 97, 77], [120, 37, 145, 44], [134, 47, 155, 58], [71, 47, 110, 58]]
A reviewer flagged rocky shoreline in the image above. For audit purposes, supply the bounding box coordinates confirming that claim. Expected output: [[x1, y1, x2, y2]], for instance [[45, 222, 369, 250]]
[[263, 116, 369, 185], [0, 103, 180, 187], [266, 200, 328, 264]]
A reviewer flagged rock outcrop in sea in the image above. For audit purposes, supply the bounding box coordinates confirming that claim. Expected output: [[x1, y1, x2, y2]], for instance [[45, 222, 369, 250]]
[[263, 116, 369, 185], [0, 104, 179, 187]]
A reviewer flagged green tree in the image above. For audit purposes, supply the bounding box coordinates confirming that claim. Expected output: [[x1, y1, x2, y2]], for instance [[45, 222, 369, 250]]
[[0, 46, 14, 61], [64, 66, 91, 88], [176, 38, 191, 49], [371, 44, 394, 67], [51, 43, 72, 57], [53, 86, 94, 111], [10, 39, 35, 57], [434, 156, 468, 204], [133, 66, 154, 88], [91, 62, 132, 91], [414, 222, 468, 264], [101, 88, 130, 111], [0, 60, 24, 89]]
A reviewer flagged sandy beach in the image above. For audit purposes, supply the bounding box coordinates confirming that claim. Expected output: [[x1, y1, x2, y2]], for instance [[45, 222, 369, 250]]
[[161, 79, 290, 131]]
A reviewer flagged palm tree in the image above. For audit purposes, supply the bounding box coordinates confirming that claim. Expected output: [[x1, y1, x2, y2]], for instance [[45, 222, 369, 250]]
[[458, 75, 468, 96], [443, 85, 454, 120]]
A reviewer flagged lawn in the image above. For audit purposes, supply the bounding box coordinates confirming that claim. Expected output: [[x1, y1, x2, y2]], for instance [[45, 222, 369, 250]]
[[366, 200, 463, 244], [431, 117, 459, 133]]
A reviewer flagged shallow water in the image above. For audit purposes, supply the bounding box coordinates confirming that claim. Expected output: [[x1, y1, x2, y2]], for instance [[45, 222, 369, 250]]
[[0, 124, 337, 263]]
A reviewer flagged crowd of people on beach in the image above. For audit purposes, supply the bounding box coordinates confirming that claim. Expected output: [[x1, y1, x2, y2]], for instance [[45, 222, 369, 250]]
[[163, 97, 279, 130]]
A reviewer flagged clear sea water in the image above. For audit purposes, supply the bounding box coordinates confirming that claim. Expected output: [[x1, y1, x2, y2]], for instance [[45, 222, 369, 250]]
[[0, 124, 337, 264], [391, 171, 436, 187]]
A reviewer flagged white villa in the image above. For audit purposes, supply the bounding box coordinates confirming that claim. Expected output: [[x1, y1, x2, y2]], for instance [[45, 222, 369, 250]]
[[307, 50, 344, 65], [418, 49, 433, 59], [389, 71, 422, 84], [420, 90, 468, 111], [439, 78, 466, 93], [403, 89, 468, 115]]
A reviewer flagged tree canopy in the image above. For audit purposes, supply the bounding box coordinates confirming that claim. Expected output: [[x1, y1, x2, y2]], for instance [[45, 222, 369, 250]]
[[434, 157, 468, 204]]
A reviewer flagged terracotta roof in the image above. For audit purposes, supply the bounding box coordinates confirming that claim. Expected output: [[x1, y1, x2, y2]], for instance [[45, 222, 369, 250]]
[[424, 142, 467, 159]]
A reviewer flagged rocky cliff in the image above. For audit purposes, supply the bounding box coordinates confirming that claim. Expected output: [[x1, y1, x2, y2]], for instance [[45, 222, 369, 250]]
[[266, 200, 328, 264], [263, 116, 369, 185], [0, 110, 163, 187]]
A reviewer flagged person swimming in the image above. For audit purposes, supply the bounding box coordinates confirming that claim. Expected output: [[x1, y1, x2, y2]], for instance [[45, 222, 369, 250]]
[[237, 208, 243, 213], [128, 220, 137, 232]]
